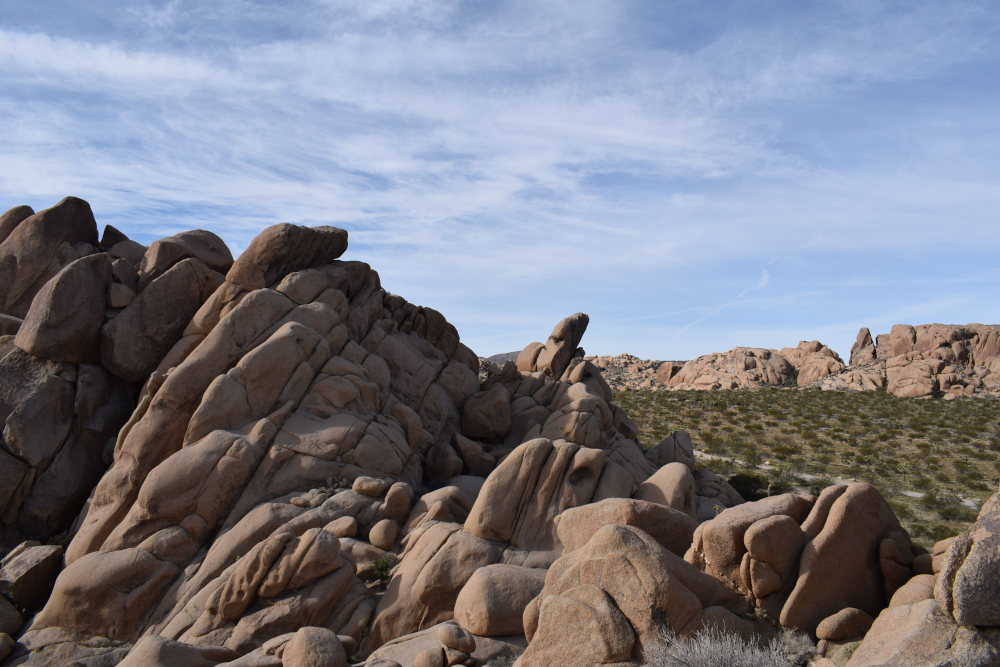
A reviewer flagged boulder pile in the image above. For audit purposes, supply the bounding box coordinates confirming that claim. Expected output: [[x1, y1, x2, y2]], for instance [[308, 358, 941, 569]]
[[0, 197, 997, 666], [631, 328, 1000, 399]]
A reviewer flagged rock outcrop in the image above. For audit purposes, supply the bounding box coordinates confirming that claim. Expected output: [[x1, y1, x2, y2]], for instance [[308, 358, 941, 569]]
[[846, 490, 1000, 666], [2, 196, 993, 667]]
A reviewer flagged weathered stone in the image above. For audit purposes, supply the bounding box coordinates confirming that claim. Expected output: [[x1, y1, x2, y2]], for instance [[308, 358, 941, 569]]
[[781, 484, 916, 635], [226, 224, 348, 289], [102, 257, 224, 382], [281, 626, 347, 667], [0, 544, 63, 611], [461, 384, 511, 440], [555, 497, 696, 557], [453, 563, 546, 636], [14, 253, 111, 363], [635, 462, 697, 518], [815, 607, 873, 641], [137, 229, 233, 290], [0, 197, 98, 318], [935, 490, 1000, 626]]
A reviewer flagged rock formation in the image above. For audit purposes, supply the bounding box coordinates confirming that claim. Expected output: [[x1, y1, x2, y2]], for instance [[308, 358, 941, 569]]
[[1, 197, 998, 666]]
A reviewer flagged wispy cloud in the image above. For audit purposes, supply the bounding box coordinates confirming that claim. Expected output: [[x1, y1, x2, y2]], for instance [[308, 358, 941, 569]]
[[1, 1, 999, 358]]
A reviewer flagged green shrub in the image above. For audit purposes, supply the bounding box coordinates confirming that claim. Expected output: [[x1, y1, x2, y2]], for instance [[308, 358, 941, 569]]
[[728, 473, 771, 501]]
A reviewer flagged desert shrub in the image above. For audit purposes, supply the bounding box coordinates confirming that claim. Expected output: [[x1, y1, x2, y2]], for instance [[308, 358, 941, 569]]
[[370, 554, 398, 582], [728, 472, 770, 501], [644, 626, 787, 667]]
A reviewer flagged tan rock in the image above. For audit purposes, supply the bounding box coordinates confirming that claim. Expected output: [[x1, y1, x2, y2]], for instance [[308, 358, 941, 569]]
[[363, 522, 505, 652], [781, 483, 917, 635], [530, 313, 589, 379], [451, 433, 494, 476], [14, 253, 111, 363], [847, 599, 999, 666], [780, 340, 846, 386], [101, 257, 224, 382], [655, 361, 680, 385], [353, 476, 389, 498], [889, 573, 935, 607], [555, 497, 696, 557], [281, 626, 347, 667], [644, 430, 695, 469], [849, 328, 877, 366], [464, 438, 625, 551], [685, 493, 813, 596], [119, 635, 239, 666], [0, 594, 21, 635], [525, 524, 749, 663], [34, 547, 179, 640], [108, 282, 136, 308], [369, 519, 400, 551], [518, 584, 635, 667], [668, 347, 796, 390], [935, 490, 1000, 626], [634, 462, 697, 518], [815, 607, 874, 641], [453, 563, 546, 636]]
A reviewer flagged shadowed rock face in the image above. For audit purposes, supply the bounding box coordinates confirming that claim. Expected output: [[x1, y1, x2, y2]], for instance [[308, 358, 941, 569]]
[[2, 197, 995, 666]]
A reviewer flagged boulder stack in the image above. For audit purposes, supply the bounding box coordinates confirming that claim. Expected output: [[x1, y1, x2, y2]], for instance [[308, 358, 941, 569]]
[[0, 197, 990, 666]]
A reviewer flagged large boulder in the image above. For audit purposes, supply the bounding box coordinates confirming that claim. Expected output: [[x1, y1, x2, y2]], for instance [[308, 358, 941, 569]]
[[780, 484, 920, 635], [101, 257, 225, 382], [520, 524, 754, 665], [0, 345, 132, 545], [0, 197, 98, 318], [453, 563, 546, 636], [225, 224, 348, 290], [935, 490, 1000, 626], [849, 327, 877, 366], [554, 497, 697, 558], [0, 205, 33, 246], [464, 437, 632, 552], [137, 230, 233, 290], [516, 313, 589, 379], [13, 253, 111, 364], [0, 543, 63, 612]]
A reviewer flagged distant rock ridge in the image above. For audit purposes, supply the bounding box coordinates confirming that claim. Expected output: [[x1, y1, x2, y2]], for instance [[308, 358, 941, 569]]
[[586, 326, 1000, 399], [1, 197, 998, 666]]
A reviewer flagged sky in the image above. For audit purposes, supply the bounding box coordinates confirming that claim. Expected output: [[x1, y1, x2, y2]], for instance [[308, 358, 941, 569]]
[[2, 1, 999, 361]]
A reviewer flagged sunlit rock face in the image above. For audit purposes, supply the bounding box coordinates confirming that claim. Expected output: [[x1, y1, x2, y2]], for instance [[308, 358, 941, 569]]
[[4, 197, 993, 667]]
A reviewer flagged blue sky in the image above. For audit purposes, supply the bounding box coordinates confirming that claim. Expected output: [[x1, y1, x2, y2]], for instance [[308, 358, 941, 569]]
[[2, 1, 999, 360]]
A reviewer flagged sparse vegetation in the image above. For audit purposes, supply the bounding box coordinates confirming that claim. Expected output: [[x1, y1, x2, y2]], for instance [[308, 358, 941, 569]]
[[644, 626, 811, 667], [370, 554, 398, 583], [615, 387, 1000, 549]]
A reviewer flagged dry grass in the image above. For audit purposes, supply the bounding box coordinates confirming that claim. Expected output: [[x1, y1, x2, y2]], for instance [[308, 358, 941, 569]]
[[614, 387, 1000, 549]]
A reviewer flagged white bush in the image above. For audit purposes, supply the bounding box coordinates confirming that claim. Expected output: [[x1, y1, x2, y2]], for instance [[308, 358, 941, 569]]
[[644, 626, 788, 667]]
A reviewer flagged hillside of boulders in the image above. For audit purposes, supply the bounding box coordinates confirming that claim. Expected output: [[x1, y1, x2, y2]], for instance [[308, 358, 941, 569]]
[[1, 197, 999, 665], [589, 329, 1000, 399]]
